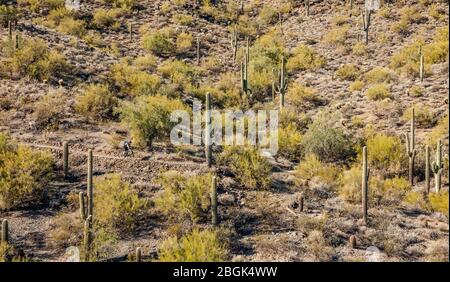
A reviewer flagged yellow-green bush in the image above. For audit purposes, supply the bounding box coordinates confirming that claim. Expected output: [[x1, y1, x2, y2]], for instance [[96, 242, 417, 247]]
[[373, 177, 411, 206], [338, 165, 361, 203], [323, 25, 350, 46], [75, 84, 118, 121], [0, 5, 19, 27], [158, 228, 228, 262], [278, 124, 303, 161], [117, 95, 188, 148], [34, 90, 67, 129], [2, 37, 71, 81], [93, 8, 119, 29], [349, 80, 364, 92], [427, 115, 448, 145], [301, 112, 355, 163], [218, 146, 272, 190], [287, 83, 322, 107], [0, 133, 54, 210], [366, 83, 391, 100], [365, 134, 405, 174], [352, 42, 367, 56], [94, 174, 147, 233], [294, 154, 340, 188], [141, 28, 175, 56], [429, 192, 449, 216], [155, 171, 213, 222], [286, 44, 326, 72], [175, 32, 193, 53], [157, 59, 199, 90], [58, 17, 86, 37], [335, 64, 359, 81], [172, 13, 194, 26], [133, 54, 158, 71], [402, 106, 436, 128], [18, 0, 64, 12], [110, 59, 162, 97], [364, 67, 395, 84]]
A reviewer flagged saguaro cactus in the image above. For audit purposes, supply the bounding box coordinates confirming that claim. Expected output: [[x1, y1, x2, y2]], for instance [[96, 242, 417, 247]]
[[129, 22, 133, 41], [240, 57, 251, 96], [349, 235, 356, 249], [15, 33, 19, 49], [205, 93, 212, 167], [362, 8, 371, 45], [419, 45, 425, 83], [298, 193, 304, 212], [362, 146, 369, 224], [231, 26, 238, 63], [277, 55, 288, 109], [1, 219, 8, 244], [349, 0, 354, 16], [63, 141, 69, 178], [79, 192, 87, 220], [8, 21, 12, 40], [211, 175, 218, 226], [425, 145, 430, 193], [196, 37, 201, 65], [404, 107, 416, 186], [87, 150, 94, 216], [432, 140, 444, 193], [306, 0, 310, 16], [83, 215, 92, 262], [136, 247, 142, 262]]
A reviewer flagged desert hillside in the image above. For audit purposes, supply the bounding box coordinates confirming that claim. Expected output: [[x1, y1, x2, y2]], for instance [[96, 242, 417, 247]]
[[0, 0, 449, 262]]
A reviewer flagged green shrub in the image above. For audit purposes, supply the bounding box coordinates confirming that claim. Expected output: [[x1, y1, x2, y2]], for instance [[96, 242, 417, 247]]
[[172, 13, 194, 26], [218, 146, 272, 190], [257, 5, 278, 26], [374, 177, 411, 206], [18, 0, 64, 12], [349, 80, 364, 92], [286, 44, 326, 72], [335, 64, 359, 81], [0, 133, 54, 210], [301, 112, 355, 163], [58, 17, 86, 37], [402, 106, 436, 128], [110, 59, 162, 97], [427, 115, 448, 145], [133, 54, 158, 71], [157, 59, 199, 89], [364, 67, 394, 84], [141, 28, 175, 56], [294, 154, 340, 188], [102, 0, 136, 9], [155, 171, 213, 222], [278, 124, 303, 161], [365, 134, 405, 174], [47, 7, 73, 27], [117, 95, 187, 148], [93, 8, 118, 29], [429, 192, 449, 216], [94, 174, 147, 233], [352, 42, 367, 56], [34, 90, 67, 129], [366, 83, 391, 100], [75, 84, 118, 121], [2, 37, 71, 81], [338, 165, 361, 203], [158, 228, 228, 262], [287, 83, 322, 107], [175, 32, 193, 53], [323, 25, 350, 46]]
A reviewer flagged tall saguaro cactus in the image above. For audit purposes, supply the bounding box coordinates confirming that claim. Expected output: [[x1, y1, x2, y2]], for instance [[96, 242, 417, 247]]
[[277, 55, 288, 109], [432, 140, 444, 193], [205, 93, 212, 167], [83, 215, 92, 262], [419, 45, 425, 83], [129, 22, 133, 41], [87, 150, 94, 217], [425, 145, 430, 193], [135, 247, 142, 262], [8, 21, 12, 40], [63, 141, 69, 178], [404, 107, 416, 186], [211, 175, 218, 226], [362, 8, 371, 45], [240, 57, 251, 96], [306, 0, 310, 16], [362, 146, 369, 224], [1, 219, 8, 244], [349, 0, 354, 17], [79, 192, 87, 220], [196, 37, 201, 65], [231, 26, 238, 63]]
